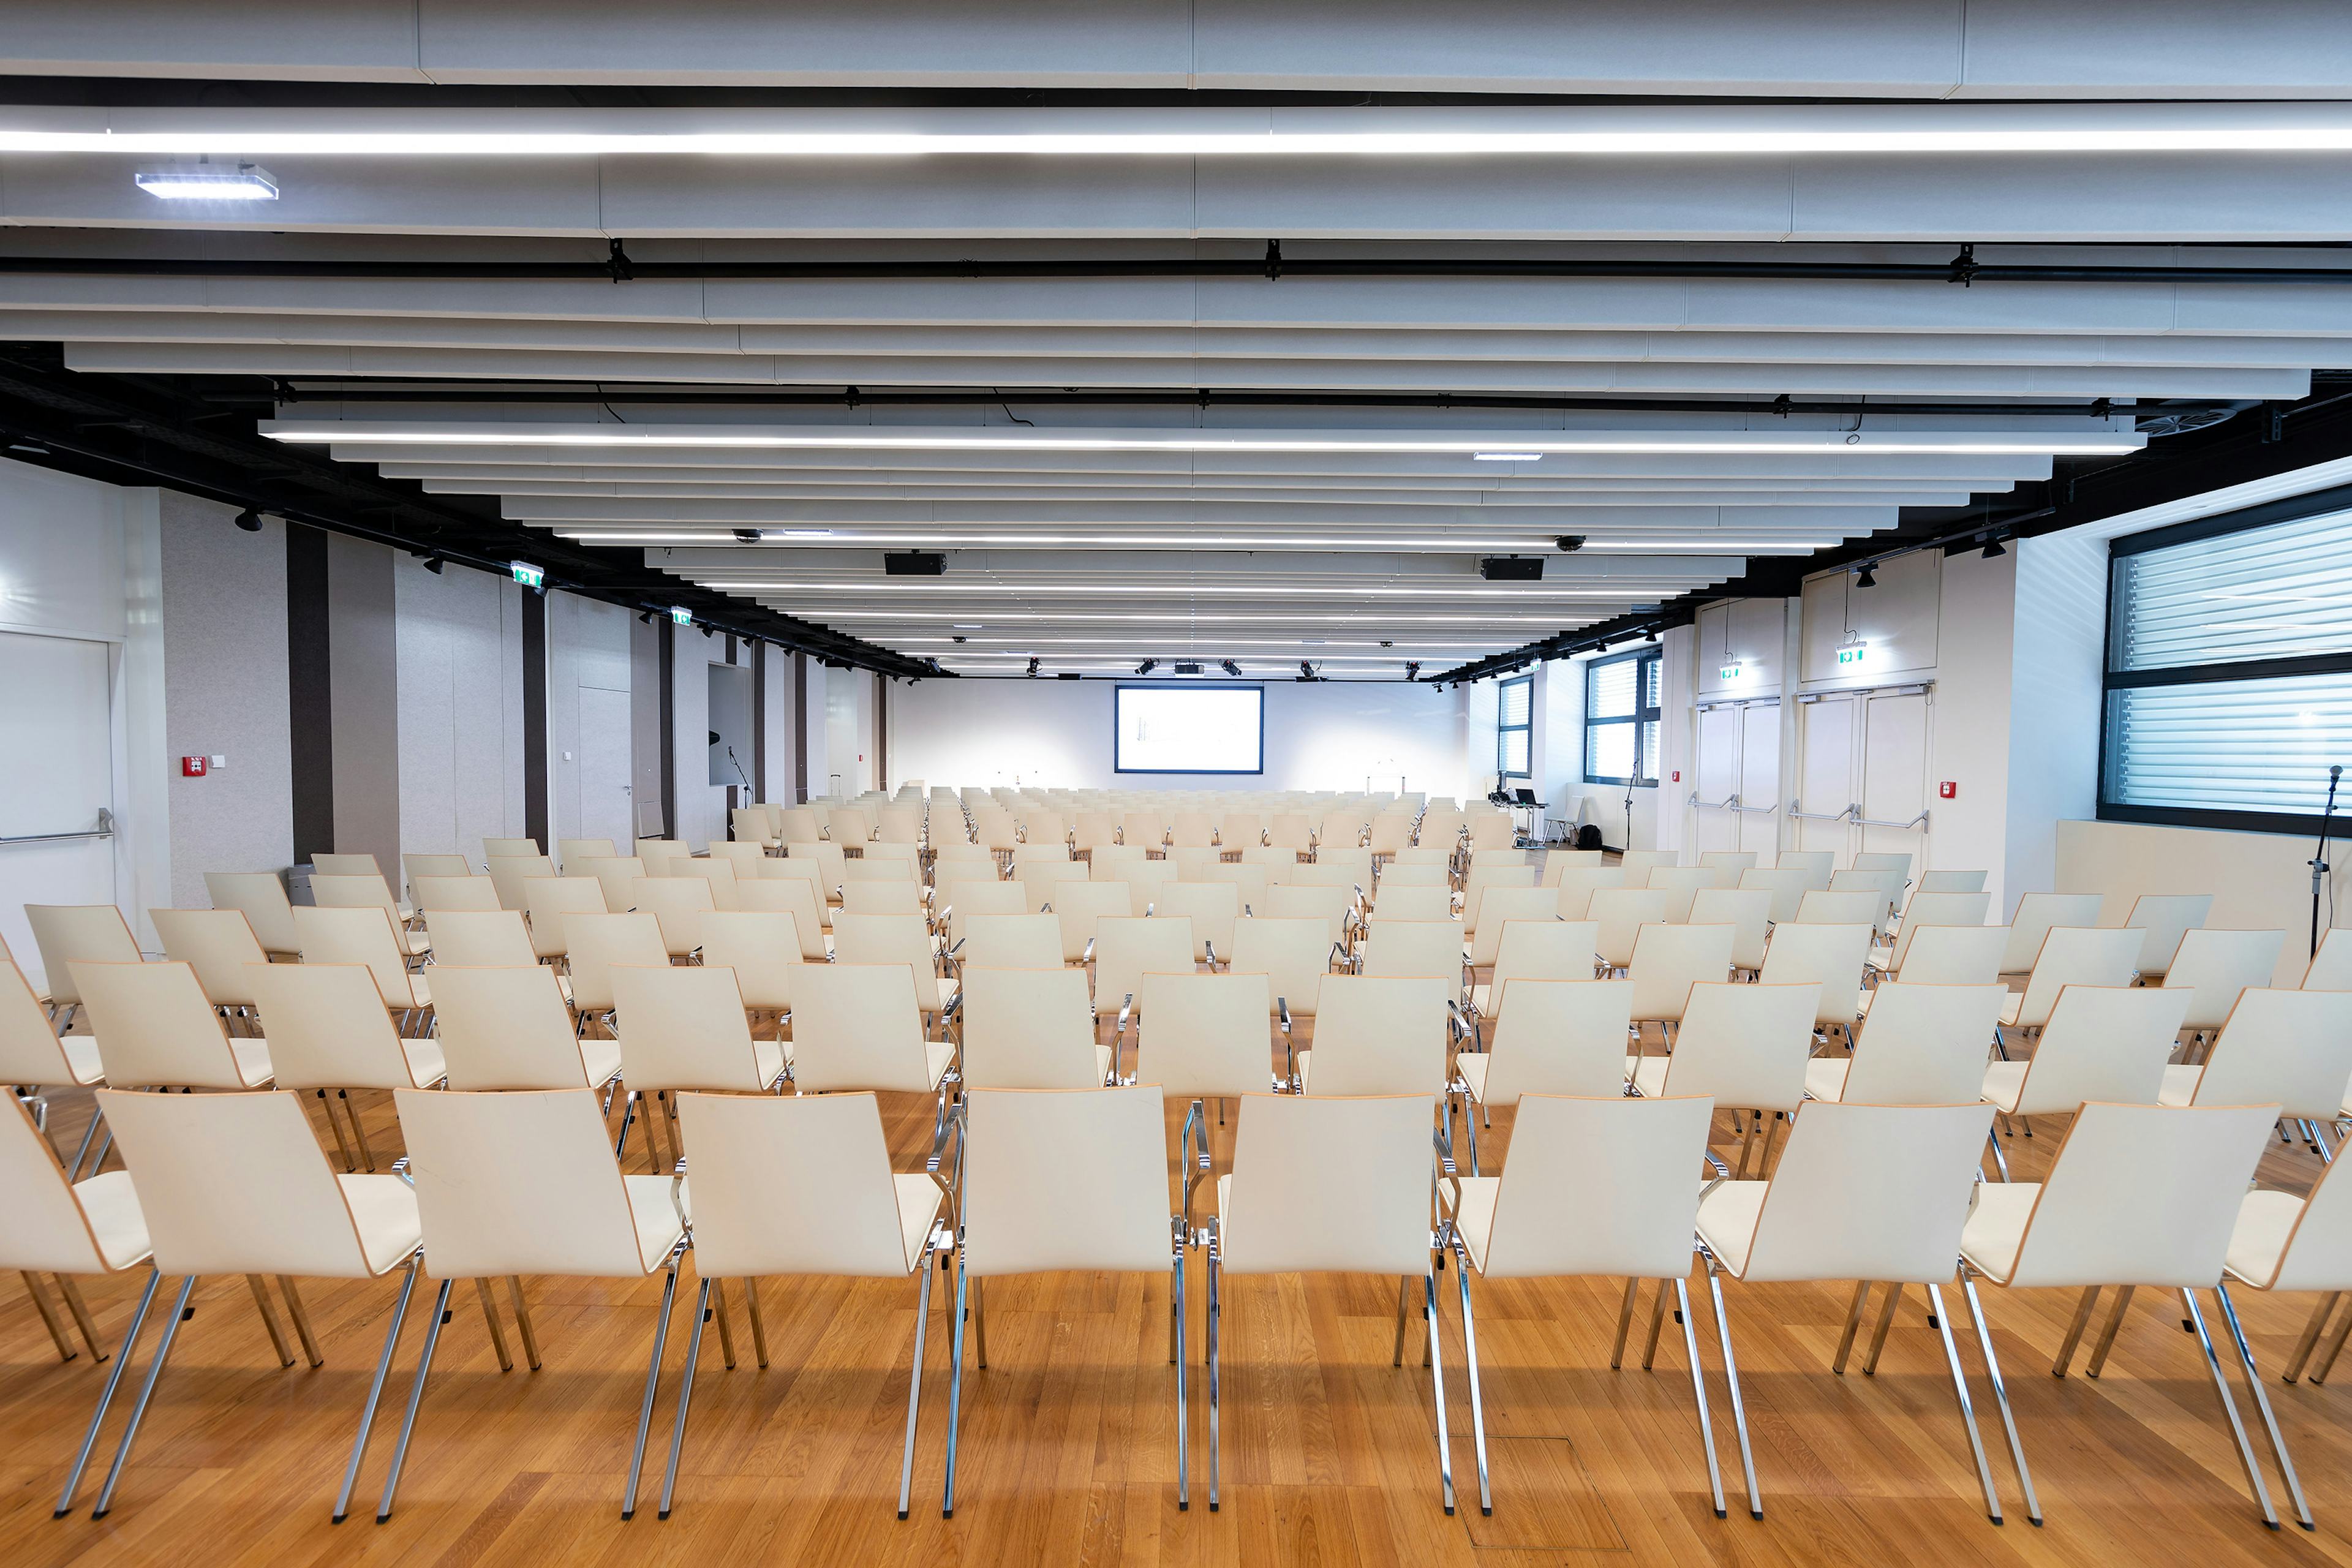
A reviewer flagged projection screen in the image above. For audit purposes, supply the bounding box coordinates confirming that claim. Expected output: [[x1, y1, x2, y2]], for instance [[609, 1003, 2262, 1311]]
[[1113, 684, 1265, 775]]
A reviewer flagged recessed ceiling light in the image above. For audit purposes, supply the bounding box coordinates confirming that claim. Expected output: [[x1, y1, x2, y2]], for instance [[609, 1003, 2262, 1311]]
[[134, 164, 278, 200]]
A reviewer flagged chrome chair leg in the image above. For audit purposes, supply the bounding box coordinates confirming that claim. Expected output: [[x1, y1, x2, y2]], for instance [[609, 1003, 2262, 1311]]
[[334, 1258, 419, 1523], [315, 1088, 356, 1171], [1423, 1270, 1455, 1516], [64, 1104, 104, 1182], [91, 1274, 198, 1518], [1206, 1227, 1223, 1512], [1451, 1237, 1491, 1517], [376, 1276, 455, 1521], [1672, 1276, 1726, 1520], [1924, 1282, 2003, 1524], [943, 1245, 970, 1518], [1959, 1273, 2040, 1525], [2214, 1282, 2312, 1530], [55, 1268, 162, 1517], [657, 1276, 712, 1520], [1173, 1235, 1189, 1512], [898, 1240, 937, 1519], [2180, 1288, 2278, 1528], [620, 1261, 682, 1520], [1702, 1253, 1762, 1520]]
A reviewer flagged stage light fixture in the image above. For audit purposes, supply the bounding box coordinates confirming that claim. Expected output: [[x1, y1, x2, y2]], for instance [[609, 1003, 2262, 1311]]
[[1855, 564, 1879, 588], [423, 556, 445, 575], [1219, 660, 1243, 677], [1981, 536, 2008, 559], [233, 508, 264, 532], [1026, 657, 1041, 677], [1136, 659, 1158, 676], [731, 528, 763, 543], [1405, 661, 1422, 680]]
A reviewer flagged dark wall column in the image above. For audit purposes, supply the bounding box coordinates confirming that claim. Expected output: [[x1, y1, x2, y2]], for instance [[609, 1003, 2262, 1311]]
[[286, 524, 334, 860], [521, 588, 548, 846]]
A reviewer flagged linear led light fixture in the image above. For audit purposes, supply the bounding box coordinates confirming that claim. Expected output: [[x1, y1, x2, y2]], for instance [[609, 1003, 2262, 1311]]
[[1474, 453, 1544, 462], [263, 425, 2141, 458], [691, 580, 1650, 598], [812, 611, 1593, 625], [554, 530, 1837, 551], [134, 162, 277, 200]]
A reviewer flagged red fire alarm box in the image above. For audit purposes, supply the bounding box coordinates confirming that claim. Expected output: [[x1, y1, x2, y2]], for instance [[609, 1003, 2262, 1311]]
[[1938, 780, 1957, 799], [1670, 770, 1681, 783], [181, 755, 208, 777]]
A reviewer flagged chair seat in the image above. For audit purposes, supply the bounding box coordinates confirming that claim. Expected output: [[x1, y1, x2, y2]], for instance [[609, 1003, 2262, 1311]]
[[228, 1036, 274, 1087], [402, 974, 432, 1009], [752, 1038, 786, 1089], [396, 900, 417, 922], [399, 1035, 448, 1087], [57, 1033, 105, 1086], [1442, 1174, 1500, 1273], [2225, 1189, 2308, 1292], [1958, 1182, 2040, 1284], [74, 1170, 153, 1271], [1694, 1178, 1768, 1279], [2157, 1062, 2201, 1107], [1095, 1041, 1116, 1085], [1467, 982, 1493, 1014], [1979, 1059, 2028, 1112], [337, 1173, 424, 1276], [1803, 1058, 1852, 1103], [402, 929, 431, 957], [1625, 1054, 1670, 1098], [580, 1035, 624, 1088], [622, 1174, 690, 1272], [928, 1039, 957, 1091], [892, 1174, 946, 1272], [1456, 1051, 1491, 1104], [1998, 992, 2024, 1027]]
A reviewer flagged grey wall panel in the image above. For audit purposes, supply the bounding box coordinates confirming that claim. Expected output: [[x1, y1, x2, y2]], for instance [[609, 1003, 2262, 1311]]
[[548, 589, 635, 851], [393, 553, 526, 859], [326, 530, 401, 876]]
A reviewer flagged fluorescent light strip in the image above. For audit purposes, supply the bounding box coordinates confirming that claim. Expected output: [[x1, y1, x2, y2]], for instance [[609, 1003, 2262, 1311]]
[[905, 637, 1503, 648], [556, 530, 1834, 550], [695, 580, 1648, 597], [812, 611, 1593, 624]]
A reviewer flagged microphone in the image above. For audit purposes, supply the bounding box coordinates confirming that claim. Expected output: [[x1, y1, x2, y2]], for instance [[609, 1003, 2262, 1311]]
[[2334, 764, 2343, 782]]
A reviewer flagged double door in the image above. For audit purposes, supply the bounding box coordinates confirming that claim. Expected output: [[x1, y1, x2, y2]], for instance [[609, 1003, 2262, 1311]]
[[1792, 686, 1931, 869], [1691, 698, 1781, 858]]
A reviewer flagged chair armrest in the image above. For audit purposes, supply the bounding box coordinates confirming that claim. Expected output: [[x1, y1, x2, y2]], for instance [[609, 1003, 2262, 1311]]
[[1081, 935, 1096, 965], [1203, 938, 1218, 968]]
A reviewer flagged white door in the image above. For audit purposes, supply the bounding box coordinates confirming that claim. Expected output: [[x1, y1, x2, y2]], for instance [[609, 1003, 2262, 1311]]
[[0, 632, 117, 990], [1795, 695, 1859, 865], [1736, 701, 1782, 858], [578, 684, 636, 851], [1692, 705, 1743, 854], [1860, 691, 1931, 862]]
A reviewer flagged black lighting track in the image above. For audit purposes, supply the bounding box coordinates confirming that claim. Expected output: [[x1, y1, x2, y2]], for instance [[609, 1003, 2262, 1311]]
[[5, 243, 2352, 288], [1428, 384, 2352, 684], [0, 345, 938, 680]]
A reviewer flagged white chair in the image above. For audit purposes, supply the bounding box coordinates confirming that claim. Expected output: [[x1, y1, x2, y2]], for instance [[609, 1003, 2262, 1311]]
[[1792, 888, 1881, 927], [1442, 1094, 1724, 1514], [1620, 849, 1678, 886], [1691, 888, 1773, 976], [1, 1093, 150, 1387], [1, 960, 107, 1170], [1880, 922, 2010, 988], [413, 874, 501, 916], [485, 836, 541, 861], [2302, 928, 2352, 990], [697, 910, 802, 1025], [960, 966, 1112, 1089], [293, 905, 432, 1028], [77, 1089, 423, 1523], [1295, 974, 1452, 1096], [565, 911, 671, 1030], [1805, 982, 2008, 1107], [2165, 929, 2288, 1039], [1757, 921, 1874, 1040], [151, 906, 271, 1024], [1626, 922, 1736, 1033], [1736, 867, 1809, 925], [1463, 887, 1556, 974], [1264, 881, 1358, 953], [402, 853, 473, 905], [25, 905, 142, 1028], [1916, 870, 1988, 895], [1870, 891, 1992, 975], [1959, 1102, 2286, 1528], [1999, 926, 2146, 1035], [1699, 851, 1758, 878], [1465, 918, 1597, 1031], [1998, 892, 2107, 976], [611, 964, 788, 1099], [785, 963, 957, 1158], [74, 960, 273, 1091], [2125, 892, 2214, 982], [386, 1087, 693, 1520], [665, 1091, 949, 1518], [1540, 848, 1606, 883], [634, 877, 715, 959], [1773, 850, 1834, 890], [2229, 1143, 2352, 1404], [521, 875, 605, 962], [1050, 880, 1132, 965], [1093, 916, 1196, 1036], [557, 837, 618, 869], [1453, 979, 1633, 1170], [1643, 866, 1715, 924], [314, 873, 435, 957], [1627, 981, 1820, 1178], [737, 878, 831, 960], [842, 878, 924, 918], [421, 908, 538, 969], [833, 913, 957, 1030], [943, 1084, 1185, 1515], [2160, 989, 2352, 1148], [1695, 1101, 2005, 1523], [957, 912, 1064, 973], [427, 964, 624, 1097], [1358, 919, 1468, 992], [1589, 889, 1673, 971], [1979, 986, 2193, 1178], [1830, 866, 1905, 937], [1137, 970, 1278, 1220], [1157, 881, 1241, 966], [205, 872, 303, 962], [1208, 1093, 1457, 1512], [1371, 883, 1454, 922], [247, 962, 447, 1170], [578, 855, 650, 913]]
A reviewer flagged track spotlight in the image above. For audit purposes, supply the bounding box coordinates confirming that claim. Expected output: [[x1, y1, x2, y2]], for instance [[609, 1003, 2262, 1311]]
[[638, 609, 654, 624], [731, 528, 762, 543], [701, 624, 714, 638], [1854, 564, 1878, 588], [1981, 536, 2008, 559], [1026, 657, 1041, 677], [233, 508, 264, 532], [1219, 660, 1243, 677], [1405, 661, 1422, 680], [1298, 660, 1316, 680], [423, 556, 444, 575], [1136, 659, 1158, 676]]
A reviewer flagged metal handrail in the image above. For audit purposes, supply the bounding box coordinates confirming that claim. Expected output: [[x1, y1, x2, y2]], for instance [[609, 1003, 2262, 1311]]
[[1690, 791, 1782, 816], [1853, 809, 1932, 831], [1787, 798, 1858, 825], [0, 808, 113, 846]]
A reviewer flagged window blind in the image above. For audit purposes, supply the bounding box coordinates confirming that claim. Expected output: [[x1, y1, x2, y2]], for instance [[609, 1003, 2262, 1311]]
[[2111, 507, 2352, 671]]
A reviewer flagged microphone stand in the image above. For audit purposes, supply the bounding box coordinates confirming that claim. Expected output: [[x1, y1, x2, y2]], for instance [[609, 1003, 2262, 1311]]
[[726, 745, 753, 794], [2314, 764, 2342, 960]]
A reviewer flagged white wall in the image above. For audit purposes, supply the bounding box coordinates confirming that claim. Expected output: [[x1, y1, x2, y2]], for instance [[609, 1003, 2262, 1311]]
[[546, 589, 634, 852], [1931, 548, 2020, 911], [757, 641, 795, 803], [2004, 531, 2106, 907], [394, 553, 527, 860], [889, 677, 1472, 797]]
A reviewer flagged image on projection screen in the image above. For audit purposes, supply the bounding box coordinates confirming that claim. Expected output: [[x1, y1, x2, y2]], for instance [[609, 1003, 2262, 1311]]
[[1114, 684, 1265, 774]]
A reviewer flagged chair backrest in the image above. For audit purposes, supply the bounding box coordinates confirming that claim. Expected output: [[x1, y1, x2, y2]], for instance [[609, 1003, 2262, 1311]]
[[2164, 927, 2288, 1032], [1891, 922, 2011, 986], [556, 837, 617, 869], [735, 878, 830, 960], [485, 854, 558, 911], [787, 963, 937, 1093], [1201, 860, 1272, 911], [1734, 1101, 1996, 1284], [1227, 916, 1334, 1017], [1773, 850, 1835, 890], [560, 911, 671, 1016], [708, 840, 770, 880], [1379, 861, 1449, 891], [0, 1096, 126, 1274], [673, 1092, 926, 1279], [1641, 866, 1714, 923], [1170, 811, 1216, 848], [1223, 811, 1265, 848], [2258, 1145, 2352, 1293], [312, 872, 407, 930], [2001, 1102, 2279, 1288], [293, 905, 424, 1008], [1915, 869, 1987, 894], [1698, 851, 1757, 875], [98, 1089, 387, 1278], [1757, 921, 1872, 1027], [1372, 884, 1454, 922], [962, 913, 1065, 971], [424, 908, 539, 968], [1264, 881, 1355, 949], [1466, 815, 1515, 851], [633, 876, 715, 957], [414, 875, 501, 915], [2125, 892, 2215, 979], [1540, 848, 1607, 883], [398, 1088, 669, 1279], [1619, 849, 1678, 886], [313, 852, 382, 878], [961, 967, 1104, 1090], [1840, 982, 2009, 1104], [205, 872, 300, 957], [521, 876, 605, 958], [1220, 1093, 1436, 1276], [961, 1085, 1172, 1277], [1359, 918, 1463, 982], [1735, 867, 1810, 925], [2001, 892, 2108, 973], [1071, 811, 1119, 850], [940, 875, 1023, 945], [1466, 888, 1556, 965], [150, 907, 270, 1008], [730, 807, 777, 848], [1477, 1095, 1714, 1280], [676, 857, 744, 910], [1852, 850, 1912, 881], [1266, 812, 1313, 851], [2187, 987, 2352, 1118], [486, 837, 541, 860], [2011, 984, 2194, 1114], [1137, 971, 1273, 1099], [787, 840, 850, 892], [1156, 881, 1240, 960], [777, 807, 824, 845], [402, 853, 473, 898], [1306, 974, 1451, 1095], [0, 961, 84, 1085], [1689, 887, 1773, 971], [1626, 922, 1736, 1023], [28, 905, 143, 1005], [696, 911, 802, 1011], [1588, 889, 1674, 969], [611, 964, 769, 1092], [430, 965, 605, 1089], [578, 855, 649, 913], [1483, 920, 1600, 1015], [1050, 880, 1131, 962], [1556, 865, 1630, 920], [1367, 814, 1412, 855], [1461, 864, 1537, 931], [1106, 857, 1179, 914], [2304, 927, 2352, 990], [1883, 891, 1992, 970], [2010, 925, 2147, 1030], [75, 959, 255, 1088], [830, 807, 876, 844], [1095, 916, 1197, 1009], [245, 961, 423, 1089], [878, 806, 925, 843], [1831, 867, 1905, 934], [841, 878, 922, 917], [1652, 981, 1819, 1112], [832, 913, 948, 1012], [1479, 979, 1634, 1104], [1792, 889, 1880, 927]]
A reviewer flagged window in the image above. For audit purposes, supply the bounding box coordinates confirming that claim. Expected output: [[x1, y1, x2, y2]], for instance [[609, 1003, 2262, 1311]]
[[1585, 648, 1662, 786], [2101, 499, 2352, 835], [1497, 675, 1532, 778]]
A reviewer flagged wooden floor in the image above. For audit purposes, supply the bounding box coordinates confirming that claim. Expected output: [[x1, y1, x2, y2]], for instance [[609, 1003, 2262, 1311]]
[[7, 1048, 2352, 1567]]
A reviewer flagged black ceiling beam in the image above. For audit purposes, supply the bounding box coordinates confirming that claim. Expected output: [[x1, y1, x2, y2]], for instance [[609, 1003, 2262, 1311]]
[[0, 345, 938, 679], [1428, 384, 2352, 683]]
